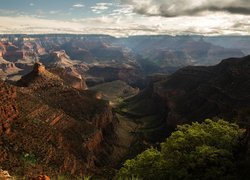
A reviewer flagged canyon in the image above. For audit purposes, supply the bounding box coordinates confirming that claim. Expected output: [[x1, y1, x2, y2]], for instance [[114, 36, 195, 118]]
[[0, 35, 249, 85], [1, 62, 119, 178], [0, 34, 250, 178]]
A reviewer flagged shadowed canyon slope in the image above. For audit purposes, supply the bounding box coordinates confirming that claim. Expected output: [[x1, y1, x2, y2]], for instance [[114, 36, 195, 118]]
[[116, 55, 250, 172], [150, 55, 250, 131]]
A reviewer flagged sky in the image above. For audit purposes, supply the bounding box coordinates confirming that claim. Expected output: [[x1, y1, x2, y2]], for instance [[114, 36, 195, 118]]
[[0, 0, 249, 37]]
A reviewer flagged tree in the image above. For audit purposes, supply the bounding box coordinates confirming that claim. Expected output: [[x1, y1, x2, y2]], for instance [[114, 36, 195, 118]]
[[118, 119, 245, 180]]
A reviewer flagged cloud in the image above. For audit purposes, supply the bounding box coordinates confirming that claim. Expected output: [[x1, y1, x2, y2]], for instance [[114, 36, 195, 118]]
[[0, 9, 249, 37], [0, 16, 87, 34], [29, 3, 35, 7], [121, 0, 250, 17], [49, 10, 60, 15], [110, 4, 134, 16], [73, 4, 85, 8], [91, 3, 113, 14]]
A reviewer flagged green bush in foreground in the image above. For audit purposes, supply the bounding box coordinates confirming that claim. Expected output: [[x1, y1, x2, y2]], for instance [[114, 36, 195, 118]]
[[118, 119, 246, 180]]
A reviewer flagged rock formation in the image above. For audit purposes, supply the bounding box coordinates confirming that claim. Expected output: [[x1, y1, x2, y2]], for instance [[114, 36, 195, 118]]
[[1, 65, 117, 178], [33, 174, 50, 180], [152, 55, 250, 131], [16, 62, 62, 88], [0, 80, 18, 142], [49, 50, 74, 68], [87, 62, 145, 88], [1, 34, 247, 83], [0, 169, 14, 180]]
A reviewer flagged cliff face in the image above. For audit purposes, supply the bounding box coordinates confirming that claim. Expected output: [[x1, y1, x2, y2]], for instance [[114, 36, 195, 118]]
[[2, 34, 246, 85], [153, 55, 250, 130], [0, 64, 117, 178], [0, 80, 18, 142], [87, 63, 145, 88], [49, 67, 88, 90], [10, 88, 117, 176], [39, 50, 88, 90], [3, 43, 24, 62]]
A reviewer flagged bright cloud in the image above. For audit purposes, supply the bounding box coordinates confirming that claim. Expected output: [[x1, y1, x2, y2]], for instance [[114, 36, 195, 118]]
[[73, 4, 85, 8], [0, 0, 249, 36], [0, 11, 249, 37], [91, 3, 113, 14]]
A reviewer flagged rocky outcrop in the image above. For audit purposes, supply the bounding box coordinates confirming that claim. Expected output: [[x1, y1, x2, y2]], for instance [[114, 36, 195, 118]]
[[48, 50, 74, 68], [3, 43, 24, 62], [16, 62, 63, 88], [0, 58, 19, 71], [38, 50, 88, 90], [33, 174, 50, 180], [0, 80, 18, 142], [1, 66, 118, 178], [0, 169, 14, 180], [87, 62, 145, 88], [33, 62, 46, 73], [0, 58, 21, 80], [49, 67, 88, 90]]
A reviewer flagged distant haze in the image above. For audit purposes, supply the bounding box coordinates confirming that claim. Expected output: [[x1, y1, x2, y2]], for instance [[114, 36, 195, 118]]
[[0, 0, 249, 36]]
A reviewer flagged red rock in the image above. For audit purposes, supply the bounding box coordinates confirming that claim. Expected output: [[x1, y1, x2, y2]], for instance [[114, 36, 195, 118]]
[[0, 81, 18, 142], [33, 62, 46, 74], [33, 175, 50, 180]]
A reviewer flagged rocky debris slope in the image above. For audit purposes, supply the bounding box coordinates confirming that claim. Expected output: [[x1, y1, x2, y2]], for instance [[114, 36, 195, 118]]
[[0, 63, 118, 178], [0, 80, 18, 142]]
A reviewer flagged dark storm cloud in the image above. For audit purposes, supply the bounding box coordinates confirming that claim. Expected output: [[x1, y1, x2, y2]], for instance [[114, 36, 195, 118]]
[[121, 0, 250, 17], [223, 7, 250, 15]]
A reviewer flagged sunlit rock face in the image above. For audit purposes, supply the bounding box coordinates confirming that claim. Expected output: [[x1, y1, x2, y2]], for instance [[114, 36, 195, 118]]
[[33, 62, 46, 74]]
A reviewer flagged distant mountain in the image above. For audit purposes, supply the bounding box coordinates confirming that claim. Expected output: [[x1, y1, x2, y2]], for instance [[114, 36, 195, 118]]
[[120, 36, 245, 70], [0, 34, 249, 83], [204, 36, 250, 54]]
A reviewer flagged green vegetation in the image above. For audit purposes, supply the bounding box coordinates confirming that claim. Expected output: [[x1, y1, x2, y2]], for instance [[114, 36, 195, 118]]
[[115, 86, 168, 143], [20, 152, 37, 167], [118, 119, 246, 180], [57, 174, 91, 180], [89, 80, 139, 102]]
